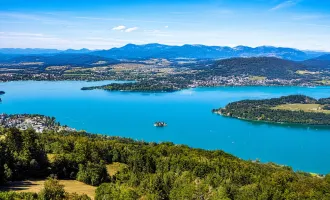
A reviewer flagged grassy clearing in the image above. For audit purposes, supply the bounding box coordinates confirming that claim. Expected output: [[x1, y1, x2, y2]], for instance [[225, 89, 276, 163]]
[[106, 162, 128, 176], [249, 76, 266, 81], [273, 104, 330, 114], [0, 180, 96, 199], [296, 70, 319, 75], [316, 80, 330, 85], [63, 73, 89, 76]]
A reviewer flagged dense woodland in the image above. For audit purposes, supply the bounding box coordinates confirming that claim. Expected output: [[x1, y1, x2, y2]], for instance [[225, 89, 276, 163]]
[[81, 76, 192, 92], [214, 95, 330, 125], [207, 57, 306, 79], [1, 127, 330, 199]]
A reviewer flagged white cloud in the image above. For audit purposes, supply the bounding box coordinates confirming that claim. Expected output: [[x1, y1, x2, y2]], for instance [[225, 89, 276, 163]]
[[125, 27, 138, 32], [112, 25, 138, 32], [112, 25, 126, 31], [270, 0, 299, 11], [165, 26, 169, 28]]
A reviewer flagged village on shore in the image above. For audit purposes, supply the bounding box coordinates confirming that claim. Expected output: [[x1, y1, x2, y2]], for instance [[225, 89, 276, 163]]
[[0, 113, 76, 133]]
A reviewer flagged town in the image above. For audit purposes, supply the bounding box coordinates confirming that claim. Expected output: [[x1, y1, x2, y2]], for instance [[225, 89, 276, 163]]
[[0, 114, 76, 133]]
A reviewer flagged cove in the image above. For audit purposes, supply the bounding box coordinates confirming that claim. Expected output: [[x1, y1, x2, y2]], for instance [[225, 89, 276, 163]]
[[1, 81, 330, 174]]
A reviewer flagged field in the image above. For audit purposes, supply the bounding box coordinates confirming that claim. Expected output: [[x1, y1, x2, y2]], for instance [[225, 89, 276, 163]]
[[273, 104, 330, 114], [316, 80, 330, 85], [296, 70, 319, 75], [249, 76, 266, 81], [0, 160, 127, 199], [0, 180, 96, 199]]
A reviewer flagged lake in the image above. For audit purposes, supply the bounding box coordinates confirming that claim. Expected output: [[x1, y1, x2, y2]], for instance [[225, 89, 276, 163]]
[[1, 81, 330, 174]]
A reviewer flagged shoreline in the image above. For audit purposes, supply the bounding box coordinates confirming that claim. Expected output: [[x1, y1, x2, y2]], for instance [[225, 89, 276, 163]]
[[213, 110, 330, 129], [1, 79, 329, 93], [0, 112, 326, 177]]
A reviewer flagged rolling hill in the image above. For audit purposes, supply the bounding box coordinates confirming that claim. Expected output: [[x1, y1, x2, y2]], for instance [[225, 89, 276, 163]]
[[206, 57, 307, 79], [303, 54, 330, 69], [1, 54, 117, 67]]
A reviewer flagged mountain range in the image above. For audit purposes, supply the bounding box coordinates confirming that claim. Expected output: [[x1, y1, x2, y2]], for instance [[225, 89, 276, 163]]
[[0, 53, 117, 67], [0, 43, 328, 61]]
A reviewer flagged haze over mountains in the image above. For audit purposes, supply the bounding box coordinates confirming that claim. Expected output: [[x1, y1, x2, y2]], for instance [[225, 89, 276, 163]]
[[0, 43, 328, 61]]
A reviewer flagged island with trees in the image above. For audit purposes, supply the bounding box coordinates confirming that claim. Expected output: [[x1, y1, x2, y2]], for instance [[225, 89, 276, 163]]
[[1, 115, 330, 199], [213, 95, 330, 125]]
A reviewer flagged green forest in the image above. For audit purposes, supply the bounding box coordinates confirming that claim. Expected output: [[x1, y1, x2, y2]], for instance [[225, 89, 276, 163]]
[[213, 95, 330, 125], [1, 127, 330, 199]]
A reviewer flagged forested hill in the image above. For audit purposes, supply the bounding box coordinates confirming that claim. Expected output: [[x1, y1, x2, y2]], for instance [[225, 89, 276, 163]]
[[213, 95, 330, 125], [303, 54, 330, 69], [209, 57, 307, 79], [1, 127, 330, 199], [2, 54, 118, 67]]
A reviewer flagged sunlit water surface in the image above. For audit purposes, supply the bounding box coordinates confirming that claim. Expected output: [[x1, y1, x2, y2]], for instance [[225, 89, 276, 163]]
[[1, 81, 330, 174]]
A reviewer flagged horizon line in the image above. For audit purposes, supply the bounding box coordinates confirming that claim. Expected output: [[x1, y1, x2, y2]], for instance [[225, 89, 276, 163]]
[[0, 43, 329, 53]]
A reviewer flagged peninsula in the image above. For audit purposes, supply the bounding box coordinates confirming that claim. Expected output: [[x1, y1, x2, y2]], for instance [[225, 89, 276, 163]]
[[213, 95, 330, 125]]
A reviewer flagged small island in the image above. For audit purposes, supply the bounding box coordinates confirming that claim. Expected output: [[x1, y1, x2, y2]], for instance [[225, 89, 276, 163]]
[[213, 95, 330, 125], [154, 121, 167, 127]]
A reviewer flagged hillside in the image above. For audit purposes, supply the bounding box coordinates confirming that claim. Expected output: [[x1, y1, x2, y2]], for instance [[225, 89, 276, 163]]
[[1, 54, 117, 67], [1, 126, 330, 199], [0, 48, 61, 55], [303, 54, 330, 69], [205, 57, 306, 79]]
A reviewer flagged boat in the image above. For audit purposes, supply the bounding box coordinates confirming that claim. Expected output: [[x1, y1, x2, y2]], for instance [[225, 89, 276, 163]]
[[154, 121, 167, 127]]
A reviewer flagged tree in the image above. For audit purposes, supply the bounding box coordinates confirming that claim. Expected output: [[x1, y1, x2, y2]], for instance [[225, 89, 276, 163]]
[[76, 162, 109, 186], [95, 183, 138, 200], [39, 178, 66, 200]]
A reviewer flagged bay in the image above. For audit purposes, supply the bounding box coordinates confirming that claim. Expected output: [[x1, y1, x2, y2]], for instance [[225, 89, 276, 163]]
[[1, 81, 330, 174]]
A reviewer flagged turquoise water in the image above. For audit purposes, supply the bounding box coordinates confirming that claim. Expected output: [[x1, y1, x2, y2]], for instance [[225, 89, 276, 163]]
[[1, 81, 330, 174]]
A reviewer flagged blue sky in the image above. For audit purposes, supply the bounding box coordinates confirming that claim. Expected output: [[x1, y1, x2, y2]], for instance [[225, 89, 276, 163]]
[[1, 0, 330, 51]]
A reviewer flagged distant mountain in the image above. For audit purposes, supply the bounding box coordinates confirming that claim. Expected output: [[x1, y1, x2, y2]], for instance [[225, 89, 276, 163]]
[[303, 54, 330, 69], [3, 54, 117, 67], [0, 53, 17, 62], [208, 57, 307, 79], [0, 48, 62, 55], [62, 48, 93, 54], [0, 48, 92, 55], [1, 44, 328, 61], [91, 43, 325, 61]]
